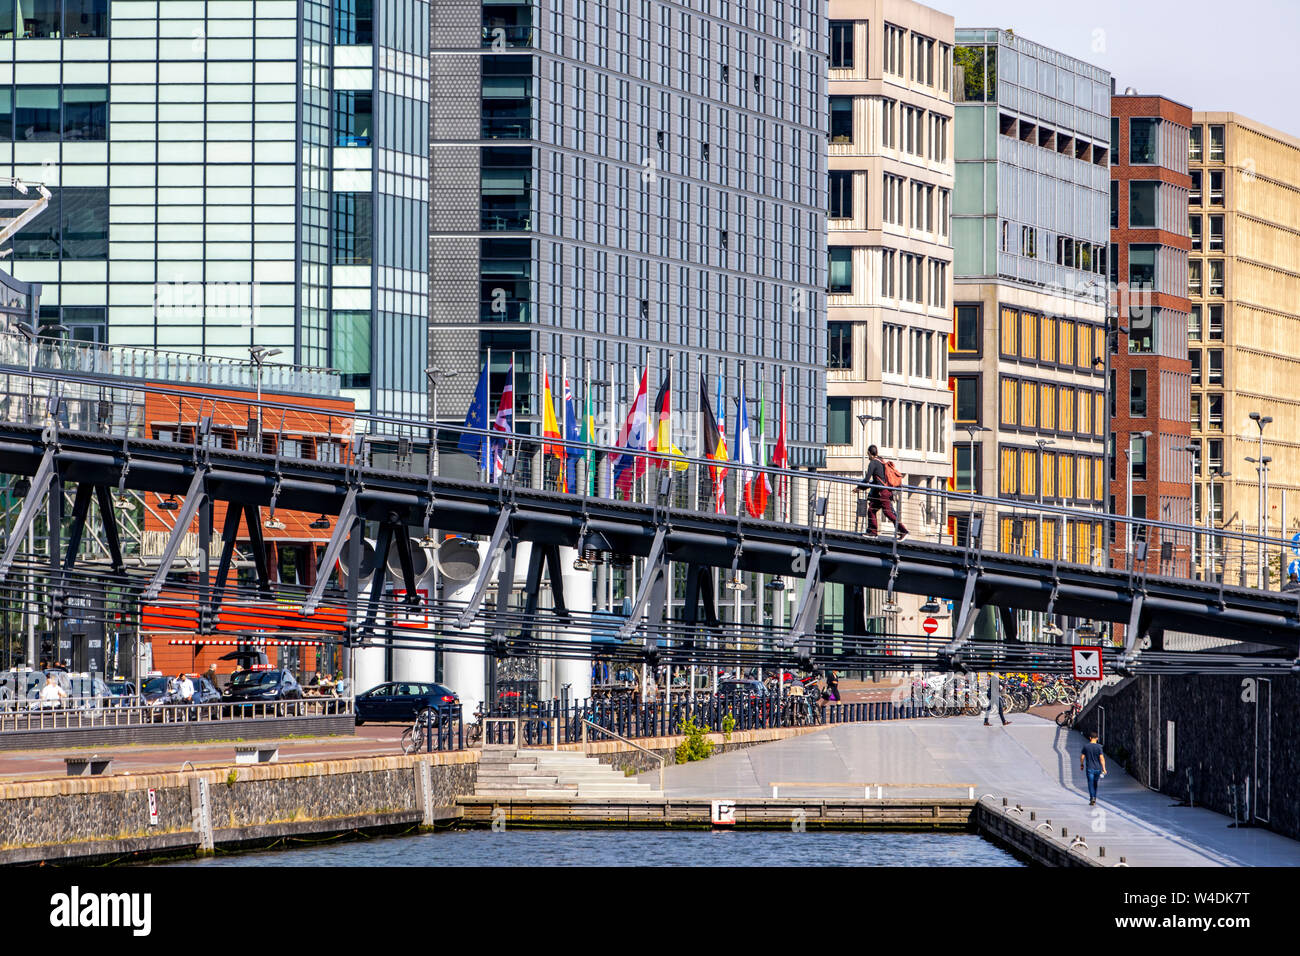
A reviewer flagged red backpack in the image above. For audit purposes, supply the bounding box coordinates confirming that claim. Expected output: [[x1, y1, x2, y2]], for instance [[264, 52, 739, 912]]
[[883, 461, 903, 487]]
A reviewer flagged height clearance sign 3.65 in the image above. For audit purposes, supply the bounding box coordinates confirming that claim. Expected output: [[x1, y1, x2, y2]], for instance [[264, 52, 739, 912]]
[[1072, 646, 1103, 681]]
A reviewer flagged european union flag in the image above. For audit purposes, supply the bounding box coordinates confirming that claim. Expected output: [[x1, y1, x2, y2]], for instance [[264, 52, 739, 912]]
[[457, 362, 490, 470]]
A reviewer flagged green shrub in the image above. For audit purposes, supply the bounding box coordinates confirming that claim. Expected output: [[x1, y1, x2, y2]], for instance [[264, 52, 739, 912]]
[[721, 711, 736, 741], [674, 716, 715, 764]]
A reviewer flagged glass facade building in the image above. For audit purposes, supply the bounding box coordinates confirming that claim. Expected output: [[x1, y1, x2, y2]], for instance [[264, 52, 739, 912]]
[[950, 29, 1111, 640], [429, 0, 828, 466], [0, 0, 430, 418]]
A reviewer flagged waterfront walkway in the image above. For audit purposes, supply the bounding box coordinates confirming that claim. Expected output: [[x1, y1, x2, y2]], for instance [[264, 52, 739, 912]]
[[658, 715, 1300, 866]]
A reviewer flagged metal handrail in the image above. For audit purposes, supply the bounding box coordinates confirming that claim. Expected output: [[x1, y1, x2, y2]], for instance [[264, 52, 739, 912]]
[[579, 717, 665, 792], [0, 695, 353, 732]]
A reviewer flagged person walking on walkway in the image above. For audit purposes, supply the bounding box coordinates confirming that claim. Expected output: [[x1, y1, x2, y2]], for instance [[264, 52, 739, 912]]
[[984, 672, 1009, 726], [1080, 731, 1107, 805], [860, 445, 908, 539]]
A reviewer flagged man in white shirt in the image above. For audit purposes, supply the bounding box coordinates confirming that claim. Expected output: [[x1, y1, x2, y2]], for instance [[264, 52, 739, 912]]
[[39, 675, 68, 709], [178, 674, 195, 704]]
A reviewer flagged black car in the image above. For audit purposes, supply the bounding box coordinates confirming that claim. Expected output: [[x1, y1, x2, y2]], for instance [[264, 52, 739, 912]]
[[354, 682, 459, 725], [222, 668, 304, 712], [717, 679, 768, 699]]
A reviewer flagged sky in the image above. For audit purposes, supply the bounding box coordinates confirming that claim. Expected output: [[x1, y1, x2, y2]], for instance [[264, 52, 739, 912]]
[[937, 0, 1300, 137]]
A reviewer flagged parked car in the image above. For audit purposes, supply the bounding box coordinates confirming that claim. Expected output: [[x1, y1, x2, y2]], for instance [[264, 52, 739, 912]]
[[354, 682, 459, 725], [222, 667, 304, 714], [717, 679, 768, 700]]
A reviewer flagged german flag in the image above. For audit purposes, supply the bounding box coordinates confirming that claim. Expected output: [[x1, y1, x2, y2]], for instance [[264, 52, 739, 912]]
[[699, 373, 728, 513]]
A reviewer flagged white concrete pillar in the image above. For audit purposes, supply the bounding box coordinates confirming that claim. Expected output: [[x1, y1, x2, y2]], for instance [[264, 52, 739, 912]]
[[438, 539, 488, 720], [556, 545, 593, 703]]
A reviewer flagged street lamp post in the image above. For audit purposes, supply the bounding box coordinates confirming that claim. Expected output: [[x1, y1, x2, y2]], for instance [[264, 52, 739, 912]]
[[425, 366, 459, 479], [1249, 412, 1273, 588], [1125, 430, 1153, 572], [1210, 468, 1231, 580], [248, 346, 283, 443], [962, 424, 990, 549], [1183, 443, 1199, 576]]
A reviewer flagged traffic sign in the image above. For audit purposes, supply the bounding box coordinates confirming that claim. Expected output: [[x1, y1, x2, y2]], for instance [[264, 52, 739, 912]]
[[1292, 532, 1300, 558], [1072, 646, 1103, 681], [922, 617, 939, 635], [1289, 559, 1300, 579]]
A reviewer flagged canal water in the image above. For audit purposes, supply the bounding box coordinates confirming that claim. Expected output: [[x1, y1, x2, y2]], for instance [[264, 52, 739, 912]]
[[166, 829, 1023, 866]]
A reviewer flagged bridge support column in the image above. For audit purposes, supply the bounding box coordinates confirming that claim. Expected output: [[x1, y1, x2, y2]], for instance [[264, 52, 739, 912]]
[[555, 545, 592, 703], [441, 540, 488, 722]]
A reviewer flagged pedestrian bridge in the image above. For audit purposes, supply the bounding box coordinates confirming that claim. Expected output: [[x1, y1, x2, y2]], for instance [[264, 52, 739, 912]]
[[0, 367, 1296, 676]]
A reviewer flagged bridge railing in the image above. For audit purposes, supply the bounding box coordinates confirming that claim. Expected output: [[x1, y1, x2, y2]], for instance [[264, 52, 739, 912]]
[[3, 363, 1292, 594]]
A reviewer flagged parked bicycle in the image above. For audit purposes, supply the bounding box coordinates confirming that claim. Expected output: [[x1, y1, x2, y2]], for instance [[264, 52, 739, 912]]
[[401, 708, 438, 754], [1056, 699, 1083, 728]]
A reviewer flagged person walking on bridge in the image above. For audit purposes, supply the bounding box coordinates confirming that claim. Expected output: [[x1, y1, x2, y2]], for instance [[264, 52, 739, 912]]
[[860, 445, 908, 539], [1080, 731, 1107, 805], [984, 672, 1009, 726]]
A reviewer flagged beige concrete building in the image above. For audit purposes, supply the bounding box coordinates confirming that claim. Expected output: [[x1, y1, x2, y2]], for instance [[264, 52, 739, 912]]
[[826, 0, 954, 508], [1187, 112, 1300, 586], [825, 0, 954, 639]]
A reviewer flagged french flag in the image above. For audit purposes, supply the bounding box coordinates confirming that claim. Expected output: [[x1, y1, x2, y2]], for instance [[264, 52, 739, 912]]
[[610, 369, 649, 498]]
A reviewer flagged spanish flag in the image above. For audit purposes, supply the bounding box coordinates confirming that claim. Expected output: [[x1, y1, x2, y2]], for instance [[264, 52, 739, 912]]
[[542, 361, 564, 477]]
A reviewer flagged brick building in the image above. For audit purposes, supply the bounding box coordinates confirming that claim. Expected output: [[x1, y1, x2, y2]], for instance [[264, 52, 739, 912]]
[[1106, 92, 1193, 575]]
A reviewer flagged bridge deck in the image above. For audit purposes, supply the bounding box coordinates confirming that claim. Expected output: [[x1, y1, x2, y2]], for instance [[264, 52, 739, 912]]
[[655, 716, 1300, 866]]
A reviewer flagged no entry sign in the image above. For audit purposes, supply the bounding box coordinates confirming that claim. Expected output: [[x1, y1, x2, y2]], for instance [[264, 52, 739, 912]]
[[1072, 646, 1103, 680], [922, 617, 939, 635]]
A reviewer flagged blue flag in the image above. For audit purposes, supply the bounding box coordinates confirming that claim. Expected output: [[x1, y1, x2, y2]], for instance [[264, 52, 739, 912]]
[[564, 377, 582, 494], [457, 362, 490, 470]]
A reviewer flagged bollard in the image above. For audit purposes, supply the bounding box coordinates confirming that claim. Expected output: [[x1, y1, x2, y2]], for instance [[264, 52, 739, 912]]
[[1061, 827, 1068, 838], [1099, 846, 1105, 858], [1030, 811, 1036, 821], [1002, 797, 1008, 807]]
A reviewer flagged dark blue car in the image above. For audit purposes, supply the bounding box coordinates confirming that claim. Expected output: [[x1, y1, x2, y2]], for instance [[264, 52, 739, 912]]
[[354, 682, 459, 725]]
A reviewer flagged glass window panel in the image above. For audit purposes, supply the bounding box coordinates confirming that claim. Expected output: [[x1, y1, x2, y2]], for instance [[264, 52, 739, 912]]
[[954, 304, 979, 352], [829, 169, 852, 219], [1129, 181, 1157, 228], [61, 186, 108, 259], [829, 246, 851, 293], [331, 310, 371, 389], [333, 89, 372, 146], [63, 85, 107, 141], [829, 96, 852, 143], [0, 0, 12, 39], [15, 86, 60, 141], [0, 89, 10, 141], [63, 0, 107, 37], [954, 376, 977, 422], [1129, 118, 1157, 164], [1128, 244, 1156, 289], [334, 0, 373, 44], [18, 0, 59, 36], [829, 20, 853, 70], [331, 192, 372, 265], [13, 185, 58, 258], [826, 397, 851, 445]]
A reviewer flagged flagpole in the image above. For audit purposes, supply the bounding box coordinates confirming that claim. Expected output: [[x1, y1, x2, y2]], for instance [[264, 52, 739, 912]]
[[692, 352, 700, 515], [483, 346, 491, 484]]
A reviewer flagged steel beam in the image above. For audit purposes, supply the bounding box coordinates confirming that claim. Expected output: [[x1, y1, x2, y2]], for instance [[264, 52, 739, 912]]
[[455, 504, 514, 629], [785, 546, 824, 648], [93, 485, 125, 574], [943, 566, 981, 657], [0, 442, 55, 581], [617, 524, 667, 640], [302, 486, 356, 614], [141, 467, 206, 601]]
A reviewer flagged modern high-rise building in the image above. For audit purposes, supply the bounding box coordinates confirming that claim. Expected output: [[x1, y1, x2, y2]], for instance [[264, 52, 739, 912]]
[[427, 0, 828, 467], [1185, 112, 1300, 586], [825, 0, 953, 504], [1106, 91, 1192, 575], [0, 0, 430, 418], [949, 29, 1111, 637]]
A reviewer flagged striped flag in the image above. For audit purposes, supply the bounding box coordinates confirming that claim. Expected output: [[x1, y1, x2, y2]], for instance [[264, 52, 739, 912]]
[[699, 372, 728, 514], [611, 369, 649, 498]]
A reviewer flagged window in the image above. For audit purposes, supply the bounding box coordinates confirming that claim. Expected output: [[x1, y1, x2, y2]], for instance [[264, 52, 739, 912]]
[[1110, 117, 1119, 164], [1019, 308, 1037, 360], [954, 443, 980, 493], [999, 377, 1017, 427], [829, 170, 852, 219], [1209, 259, 1224, 296], [827, 398, 852, 445], [882, 174, 903, 225], [1020, 380, 1037, 428], [1110, 181, 1118, 229], [1208, 304, 1223, 340], [335, 0, 373, 44], [954, 376, 979, 423], [1128, 244, 1156, 290], [60, 186, 107, 259], [880, 249, 896, 298], [828, 247, 852, 294], [1189, 349, 1201, 385], [1058, 319, 1074, 366], [999, 306, 1017, 357], [1189, 125, 1202, 163], [1208, 438, 1223, 473], [1189, 171, 1202, 206], [953, 304, 979, 353], [1130, 118, 1158, 164], [1208, 215, 1224, 251], [882, 324, 904, 375], [830, 96, 853, 143], [1209, 125, 1225, 162], [331, 311, 372, 389], [15, 86, 58, 141], [881, 97, 895, 149], [334, 90, 373, 146], [999, 446, 1017, 496], [828, 322, 852, 369], [17, 0, 59, 36], [1129, 181, 1158, 228], [830, 20, 854, 69], [1188, 259, 1202, 296], [331, 192, 372, 265], [1208, 394, 1223, 429], [1209, 170, 1224, 205], [62, 0, 107, 37], [1190, 394, 1201, 430], [1129, 369, 1147, 417], [883, 23, 905, 77], [1188, 304, 1201, 339], [1058, 387, 1075, 433], [1189, 215, 1201, 251], [1208, 349, 1222, 385]]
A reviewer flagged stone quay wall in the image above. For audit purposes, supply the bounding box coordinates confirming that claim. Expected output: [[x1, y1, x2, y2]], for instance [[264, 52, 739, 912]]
[[1077, 673, 1300, 841]]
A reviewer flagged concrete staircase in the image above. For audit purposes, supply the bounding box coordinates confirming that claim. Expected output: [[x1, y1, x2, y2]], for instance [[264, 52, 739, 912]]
[[474, 748, 663, 798]]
